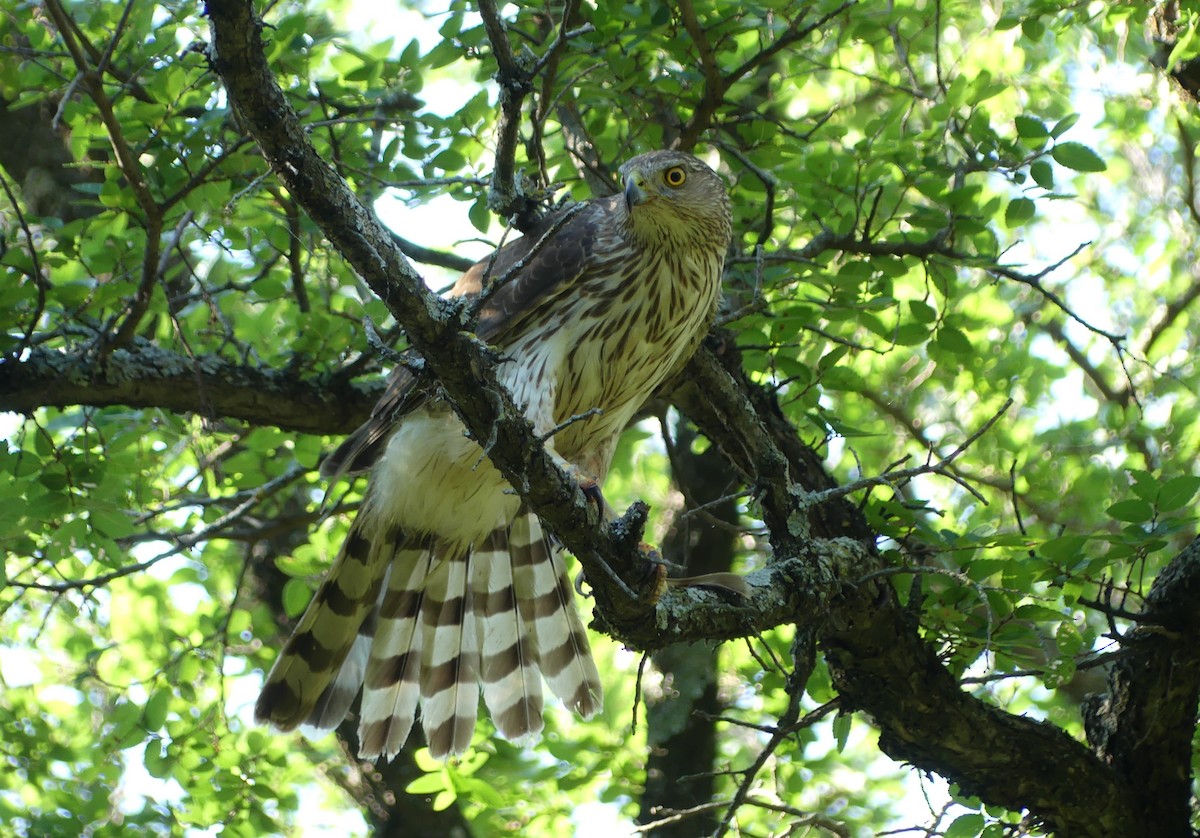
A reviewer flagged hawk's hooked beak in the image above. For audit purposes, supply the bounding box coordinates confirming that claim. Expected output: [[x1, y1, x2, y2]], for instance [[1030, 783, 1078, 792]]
[[624, 173, 648, 212]]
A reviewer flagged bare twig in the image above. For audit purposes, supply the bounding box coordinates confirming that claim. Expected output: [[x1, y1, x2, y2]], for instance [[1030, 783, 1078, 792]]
[[361, 315, 410, 366], [0, 171, 50, 355], [283, 197, 310, 312], [109, 210, 193, 349], [717, 142, 776, 245], [385, 231, 475, 273], [478, 0, 535, 225], [987, 241, 1124, 344], [538, 407, 604, 442], [1140, 266, 1200, 359], [1040, 317, 1128, 405], [801, 399, 1013, 509], [715, 633, 815, 837], [960, 649, 1128, 686], [10, 464, 308, 593]]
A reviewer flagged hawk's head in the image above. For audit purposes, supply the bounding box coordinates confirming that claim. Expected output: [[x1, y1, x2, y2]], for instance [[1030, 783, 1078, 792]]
[[618, 150, 732, 251]]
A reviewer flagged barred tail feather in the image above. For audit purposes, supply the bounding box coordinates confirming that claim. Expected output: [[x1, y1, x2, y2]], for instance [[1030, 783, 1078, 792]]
[[473, 528, 544, 743], [510, 512, 603, 718], [306, 564, 390, 729], [255, 521, 392, 730], [358, 543, 436, 760], [262, 514, 601, 760], [419, 546, 480, 758]]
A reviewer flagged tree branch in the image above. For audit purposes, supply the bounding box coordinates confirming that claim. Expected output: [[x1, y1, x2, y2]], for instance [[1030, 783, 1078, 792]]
[[0, 344, 377, 436], [1084, 537, 1200, 836], [672, 340, 1142, 835], [477, 0, 538, 227]]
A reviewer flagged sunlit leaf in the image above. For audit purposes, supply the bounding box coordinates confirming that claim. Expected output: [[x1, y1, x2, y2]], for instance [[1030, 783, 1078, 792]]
[[1051, 141, 1106, 172]]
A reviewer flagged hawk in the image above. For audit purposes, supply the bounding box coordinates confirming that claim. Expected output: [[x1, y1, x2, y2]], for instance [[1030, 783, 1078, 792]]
[[256, 150, 733, 759]]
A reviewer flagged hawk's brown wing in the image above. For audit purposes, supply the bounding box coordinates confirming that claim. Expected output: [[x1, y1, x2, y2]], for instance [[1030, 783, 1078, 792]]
[[462, 197, 611, 343], [320, 197, 613, 482]]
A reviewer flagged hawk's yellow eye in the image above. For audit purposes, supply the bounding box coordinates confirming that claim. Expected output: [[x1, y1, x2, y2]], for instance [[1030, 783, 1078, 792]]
[[662, 166, 687, 187]]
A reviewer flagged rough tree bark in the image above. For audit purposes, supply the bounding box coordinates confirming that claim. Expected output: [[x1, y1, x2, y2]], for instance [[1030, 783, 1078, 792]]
[[1083, 538, 1200, 838], [0, 344, 379, 436]]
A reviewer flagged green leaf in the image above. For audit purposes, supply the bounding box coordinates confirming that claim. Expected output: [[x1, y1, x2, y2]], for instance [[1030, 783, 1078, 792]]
[[281, 578, 313, 619], [1040, 534, 1088, 562], [1166, 22, 1198, 72], [1128, 468, 1159, 501], [468, 197, 491, 234], [1105, 498, 1153, 523], [894, 322, 930, 346], [945, 813, 985, 838], [818, 345, 849, 372], [456, 776, 504, 807], [89, 505, 135, 538], [1156, 475, 1200, 512], [1013, 604, 1066, 622], [143, 689, 171, 731], [1030, 160, 1054, 190], [1014, 115, 1048, 139], [433, 790, 458, 811], [936, 327, 972, 354], [405, 773, 447, 794], [413, 747, 441, 772], [908, 299, 938, 323], [832, 712, 851, 753], [144, 742, 173, 779], [1051, 142, 1106, 172], [1004, 197, 1035, 227], [1054, 620, 1084, 656], [1050, 113, 1080, 138], [820, 366, 865, 392]]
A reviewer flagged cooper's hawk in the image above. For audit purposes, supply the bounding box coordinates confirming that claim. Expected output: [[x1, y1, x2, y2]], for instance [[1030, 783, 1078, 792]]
[[256, 150, 733, 759]]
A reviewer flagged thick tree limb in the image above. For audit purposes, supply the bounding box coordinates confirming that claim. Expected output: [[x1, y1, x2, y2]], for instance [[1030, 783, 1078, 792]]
[[1084, 537, 1200, 837], [673, 341, 1143, 836], [0, 344, 376, 436]]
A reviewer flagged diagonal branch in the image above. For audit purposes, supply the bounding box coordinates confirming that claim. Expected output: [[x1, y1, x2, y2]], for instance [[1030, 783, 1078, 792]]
[[672, 340, 1142, 836]]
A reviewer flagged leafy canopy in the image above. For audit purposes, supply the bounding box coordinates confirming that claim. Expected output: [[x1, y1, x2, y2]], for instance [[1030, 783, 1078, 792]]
[[1, 1, 1197, 836]]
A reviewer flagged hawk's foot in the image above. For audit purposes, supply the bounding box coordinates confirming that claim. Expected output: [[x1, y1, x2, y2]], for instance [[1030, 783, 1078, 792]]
[[565, 463, 616, 521], [637, 542, 669, 603]]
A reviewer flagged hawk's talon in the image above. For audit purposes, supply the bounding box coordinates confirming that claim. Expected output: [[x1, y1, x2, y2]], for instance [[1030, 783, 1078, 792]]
[[580, 478, 604, 506], [637, 543, 669, 604], [564, 463, 617, 521]]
